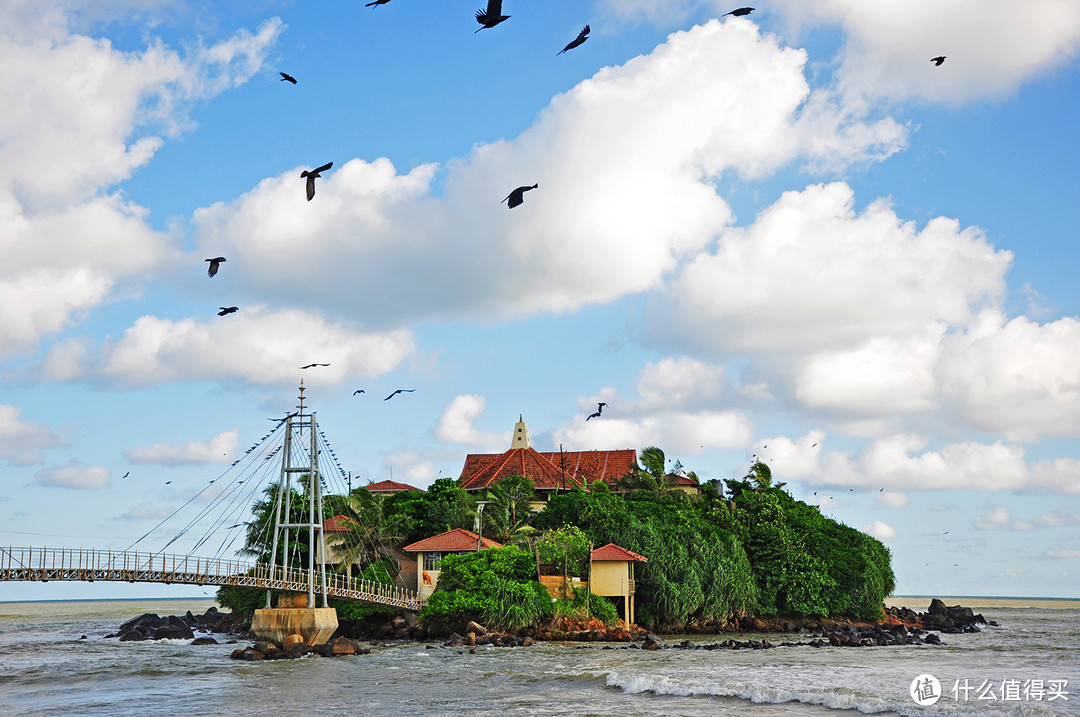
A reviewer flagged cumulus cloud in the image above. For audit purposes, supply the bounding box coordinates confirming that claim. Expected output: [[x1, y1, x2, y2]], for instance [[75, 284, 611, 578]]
[[556, 411, 753, 455], [975, 505, 1079, 531], [773, 0, 1080, 102], [115, 502, 173, 521], [0, 404, 66, 464], [124, 429, 240, 465], [435, 395, 511, 452], [751, 431, 826, 478], [0, 10, 283, 357], [33, 459, 109, 489], [191, 20, 904, 326], [39, 307, 416, 388], [861, 520, 897, 540], [877, 491, 909, 508]]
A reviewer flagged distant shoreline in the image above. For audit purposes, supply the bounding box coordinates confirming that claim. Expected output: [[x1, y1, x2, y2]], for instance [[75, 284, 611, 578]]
[[887, 595, 1080, 609]]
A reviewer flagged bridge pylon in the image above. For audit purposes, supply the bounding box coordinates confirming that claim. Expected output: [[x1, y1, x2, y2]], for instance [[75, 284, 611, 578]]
[[251, 381, 338, 646]]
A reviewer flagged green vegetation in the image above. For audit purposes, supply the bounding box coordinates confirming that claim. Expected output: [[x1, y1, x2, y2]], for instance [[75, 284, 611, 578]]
[[221, 448, 894, 631]]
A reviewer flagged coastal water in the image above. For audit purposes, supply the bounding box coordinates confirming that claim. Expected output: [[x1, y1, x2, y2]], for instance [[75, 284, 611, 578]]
[[0, 597, 1077, 716]]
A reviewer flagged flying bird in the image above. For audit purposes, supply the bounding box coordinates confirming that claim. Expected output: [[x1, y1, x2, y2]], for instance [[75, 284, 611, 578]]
[[301, 162, 333, 201], [384, 389, 415, 400], [723, 7, 754, 16], [586, 402, 608, 421], [503, 183, 538, 208], [558, 25, 590, 55], [931, 56, 946, 66], [366, 0, 392, 5], [218, 306, 238, 316], [475, 0, 509, 31], [353, 389, 366, 395], [279, 72, 297, 84], [299, 363, 330, 369], [205, 257, 226, 277], [165, 481, 172, 485], [121, 472, 130, 479]]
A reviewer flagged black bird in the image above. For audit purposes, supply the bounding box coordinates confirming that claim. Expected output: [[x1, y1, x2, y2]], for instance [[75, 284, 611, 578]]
[[558, 25, 590, 55], [586, 402, 608, 421], [205, 256, 226, 277], [384, 389, 415, 400], [931, 56, 946, 66], [299, 363, 330, 369], [366, 0, 391, 5], [165, 481, 172, 485], [503, 183, 538, 208], [723, 7, 754, 16], [121, 472, 130, 479], [353, 389, 366, 395], [279, 72, 297, 84], [475, 0, 509, 31], [301, 162, 333, 201], [218, 306, 238, 316]]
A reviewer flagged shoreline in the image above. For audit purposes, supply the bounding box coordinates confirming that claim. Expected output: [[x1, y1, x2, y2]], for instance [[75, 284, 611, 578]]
[[885, 595, 1079, 610]]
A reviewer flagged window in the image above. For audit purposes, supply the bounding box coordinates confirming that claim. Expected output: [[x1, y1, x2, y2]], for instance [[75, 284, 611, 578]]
[[424, 552, 443, 571]]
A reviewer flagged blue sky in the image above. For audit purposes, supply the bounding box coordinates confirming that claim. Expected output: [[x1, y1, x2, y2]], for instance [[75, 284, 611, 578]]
[[2, 0, 1079, 601]]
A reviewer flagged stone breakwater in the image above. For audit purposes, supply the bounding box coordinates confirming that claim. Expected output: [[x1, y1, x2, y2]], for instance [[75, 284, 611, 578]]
[[105, 606, 249, 643]]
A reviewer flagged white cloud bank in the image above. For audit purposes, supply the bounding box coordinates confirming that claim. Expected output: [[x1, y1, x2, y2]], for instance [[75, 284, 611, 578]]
[[32, 459, 109, 489], [124, 429, 241, 465], [0, 405, 66, 464]]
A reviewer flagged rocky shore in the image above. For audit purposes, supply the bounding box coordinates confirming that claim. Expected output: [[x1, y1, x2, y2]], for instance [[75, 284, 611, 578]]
[[107, 598, 993, 658]]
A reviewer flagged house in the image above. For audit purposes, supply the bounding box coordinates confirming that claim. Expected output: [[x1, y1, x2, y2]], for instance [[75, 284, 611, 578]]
[[361, 479, 424, 495], [457, 416, 637, 497], [589, 543, 647, 626], [402, 528, 502, 599]]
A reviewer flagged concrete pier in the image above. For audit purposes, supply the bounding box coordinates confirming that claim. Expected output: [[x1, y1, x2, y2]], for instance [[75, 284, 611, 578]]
[[250, 593, 338, 646]]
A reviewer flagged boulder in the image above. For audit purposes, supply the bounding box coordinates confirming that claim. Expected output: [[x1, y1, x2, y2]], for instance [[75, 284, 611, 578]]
[[119, 630, 147, 642], [191, 637, 218, 645], [283, 634, 306, 652], [465, 620, 489, 636], [642, 634, 662, 650]]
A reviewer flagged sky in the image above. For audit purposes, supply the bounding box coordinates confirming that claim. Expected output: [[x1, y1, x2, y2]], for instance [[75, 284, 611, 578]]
[[2, 0, 1079, 602]]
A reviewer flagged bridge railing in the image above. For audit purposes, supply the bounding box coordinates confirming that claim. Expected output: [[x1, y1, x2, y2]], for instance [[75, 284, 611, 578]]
[[0, 546, 421, 610]]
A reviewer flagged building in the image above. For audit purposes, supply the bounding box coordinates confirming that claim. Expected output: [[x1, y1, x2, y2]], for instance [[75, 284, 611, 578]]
[[361, 479, 424, 495], [402, 528, 502, 599], [457, 416, 637, 496], [589, 543, 647, 625]]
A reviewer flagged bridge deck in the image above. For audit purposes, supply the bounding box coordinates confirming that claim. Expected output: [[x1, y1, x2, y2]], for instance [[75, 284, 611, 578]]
[[1, 547, 422, 612]]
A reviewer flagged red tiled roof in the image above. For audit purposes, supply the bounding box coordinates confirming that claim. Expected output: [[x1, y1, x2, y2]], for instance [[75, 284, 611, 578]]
[[363, 479, 424, 493], [538, 449, 637, 487], [669, 474, 700, 487], [403, 528, 503, 553], [457, 447, 638, 492], [323, 515, 358, 533], [458, 447, 581, 491], [591, 543, 648, 562]]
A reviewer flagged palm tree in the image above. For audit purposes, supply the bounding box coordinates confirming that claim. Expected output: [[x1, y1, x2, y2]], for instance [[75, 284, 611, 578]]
[[482, 474, 537, 543], [324, 489, 401, 581], [747, 460, 785, 491]]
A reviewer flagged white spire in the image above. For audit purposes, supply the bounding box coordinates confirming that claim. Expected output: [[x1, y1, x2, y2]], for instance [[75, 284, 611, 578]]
[[511, 415, 530, 449]]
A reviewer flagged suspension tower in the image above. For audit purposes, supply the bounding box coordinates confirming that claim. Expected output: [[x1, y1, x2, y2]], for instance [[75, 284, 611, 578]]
[[250, 380, 338, 646]]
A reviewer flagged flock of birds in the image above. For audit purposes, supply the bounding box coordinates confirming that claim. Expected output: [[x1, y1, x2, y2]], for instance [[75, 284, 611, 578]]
[[190, 2, 952, 478]]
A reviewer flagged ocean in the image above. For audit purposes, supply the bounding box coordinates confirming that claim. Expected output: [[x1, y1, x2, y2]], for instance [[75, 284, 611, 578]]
[[0, 597, 1077, 716]]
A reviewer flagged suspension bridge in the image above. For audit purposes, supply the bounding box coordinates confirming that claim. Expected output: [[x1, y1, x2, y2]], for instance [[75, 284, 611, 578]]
[[0, 382, 422, 615]]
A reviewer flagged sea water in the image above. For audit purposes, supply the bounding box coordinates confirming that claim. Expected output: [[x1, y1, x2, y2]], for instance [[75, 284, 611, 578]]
[[0, 597, 1077, 716]]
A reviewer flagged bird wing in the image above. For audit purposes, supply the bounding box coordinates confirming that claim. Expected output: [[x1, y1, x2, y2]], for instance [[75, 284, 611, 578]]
[[313, 162, 333, 174], [306, 175, 316, 201], [486, 0, 502, 14], [579, 25, 590, 39], [207, 260, 218, 277], [384, 391, 398, 400]]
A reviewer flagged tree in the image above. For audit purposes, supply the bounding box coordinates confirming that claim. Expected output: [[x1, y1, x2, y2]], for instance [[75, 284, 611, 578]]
[[482, 474, 537, 543], [324, 489, 401, 580]]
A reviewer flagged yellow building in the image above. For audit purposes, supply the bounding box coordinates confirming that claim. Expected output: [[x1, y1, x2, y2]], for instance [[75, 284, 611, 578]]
[[589, 543, 648, 626]]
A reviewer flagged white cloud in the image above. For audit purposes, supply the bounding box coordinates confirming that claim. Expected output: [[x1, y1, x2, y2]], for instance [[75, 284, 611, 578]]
[[556, 411, 752, 455], [877, 491, 909, 508], [1044, 549, 1080, 560], [751, 431, 825, 478], [435, 395, 511, 452], [653, 182, 1010, 357], [773, 0, 1080, 102], [39, 307, 416, 387], [0, 404, 66, 464], [635, 357, 732, 411], [192, 20, 904, 325], [975, 504, 1079, 531], [0, 11, 283, 357], [124, 429, 240, 465], [861, 520, 897, 540], [33, 459, 109, 489]]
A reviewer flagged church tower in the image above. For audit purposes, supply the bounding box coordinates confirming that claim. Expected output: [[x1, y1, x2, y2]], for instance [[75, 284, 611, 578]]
[[511, 415, 531, 449]]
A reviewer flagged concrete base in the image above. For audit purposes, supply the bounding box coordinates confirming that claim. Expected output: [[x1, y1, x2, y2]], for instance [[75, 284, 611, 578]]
[[251, 596, 338, 646]]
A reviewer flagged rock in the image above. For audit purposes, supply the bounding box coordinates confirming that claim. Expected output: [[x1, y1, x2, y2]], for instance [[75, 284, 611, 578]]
[[466, 632, 476, 647], [642, 634, 662, 650], [153, 624, 194, 640], [191, 637, 218, 645], [465, 620, 489, 636], [230, 648, 245, 659], [928, 598, 948, 616], [327, 636, 359, 656], [283, 634, 306, 652], [119, 630, 147, 642], [924, 632, 942, 645]]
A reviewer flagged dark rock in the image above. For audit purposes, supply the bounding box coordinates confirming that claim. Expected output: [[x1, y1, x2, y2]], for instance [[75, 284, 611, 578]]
[[119, 630, 147, 642], [924, 632, 942, 645], [642, 634, 662, 650], [191, 637, 218, 645], [928, 598, 948, 616]]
